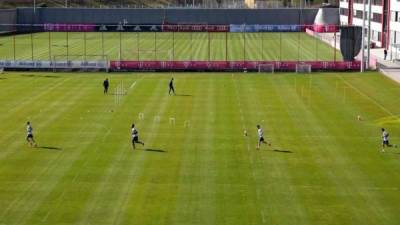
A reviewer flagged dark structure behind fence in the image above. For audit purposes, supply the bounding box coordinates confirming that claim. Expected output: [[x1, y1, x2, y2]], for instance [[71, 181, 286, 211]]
[[0, 9, 17, 33], [15, 8, 320, 25]]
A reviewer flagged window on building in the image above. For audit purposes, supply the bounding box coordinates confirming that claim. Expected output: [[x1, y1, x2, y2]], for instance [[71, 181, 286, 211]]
[[396, 32, 400, 44], [372, 13, 381, 23], [340, 8, 349, 16], [372, 0, 382, 5], [391, 11, 399, 22], [354, 10, 368, 19]]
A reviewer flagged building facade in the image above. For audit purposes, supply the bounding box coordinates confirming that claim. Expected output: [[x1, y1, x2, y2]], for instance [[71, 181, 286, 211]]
[[339, 0, 400, 59]]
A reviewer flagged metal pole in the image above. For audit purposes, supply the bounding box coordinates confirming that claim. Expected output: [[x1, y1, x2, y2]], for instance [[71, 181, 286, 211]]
[[316, 33, 318, 60], [225, 32, 228, 61], [191, 32, 193, 61], [297, 31, 300, 61], [279, 32, 282, 61], [13, 35, 16, 61], [366, 0, 372, 69], [33, 0, 36, 13], [137, 32, 139, 60], [84, 32, 87, 61], [65, 0, 68, 8], [102, 32, 104, 60], [334, 30, 337, 62], [66, 32, 69, 61], [31, 32, 34, 60], [208, 31, 211, 61], [172, 32, 175, 61], [261, 32, 264, 60], [361, 0, 366, 72], [154, 32, 157, 60], [119, 32, 122, 61], [48, 32, 51, 61], [243, 31, 246, 61]]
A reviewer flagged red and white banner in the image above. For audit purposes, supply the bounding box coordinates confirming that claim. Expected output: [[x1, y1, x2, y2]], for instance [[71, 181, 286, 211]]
[[110, 61, 361, 71]]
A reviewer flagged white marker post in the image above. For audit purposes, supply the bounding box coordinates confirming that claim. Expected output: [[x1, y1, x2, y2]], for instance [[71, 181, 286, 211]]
[[184, 120, 191, 128], [139, 113, 144, 120], [169, 117, 176, 125]]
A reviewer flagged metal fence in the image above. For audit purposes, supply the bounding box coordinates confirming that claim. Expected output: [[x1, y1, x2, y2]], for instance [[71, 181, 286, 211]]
[[0, 24, 342, 62]]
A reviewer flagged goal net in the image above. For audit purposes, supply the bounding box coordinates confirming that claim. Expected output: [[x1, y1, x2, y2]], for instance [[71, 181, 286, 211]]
[[258, 64, 275, 73], [52, 55, 108, 72], [296, 63, 312, 73]]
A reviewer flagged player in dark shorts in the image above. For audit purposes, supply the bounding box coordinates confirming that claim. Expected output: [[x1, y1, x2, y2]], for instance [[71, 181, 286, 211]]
[[103, 78, 109, 94], [257, 125, 271, 150], [169, 78, 175, 95], [131, 123, 144, 150], [382, 128, 391, 152], [26, 121, 37, 147]]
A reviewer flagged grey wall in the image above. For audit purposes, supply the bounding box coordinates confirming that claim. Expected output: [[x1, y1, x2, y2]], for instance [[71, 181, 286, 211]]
[[0, 9, 17, 32], [16, 8, 319, 25]]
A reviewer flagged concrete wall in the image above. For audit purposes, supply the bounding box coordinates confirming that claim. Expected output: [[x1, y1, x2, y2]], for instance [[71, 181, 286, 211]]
[[16, 8, 319, 25]]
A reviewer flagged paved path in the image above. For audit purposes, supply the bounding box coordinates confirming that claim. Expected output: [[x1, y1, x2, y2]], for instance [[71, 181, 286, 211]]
[[369, 48, 400, 84], [310, 30, 400, 84]]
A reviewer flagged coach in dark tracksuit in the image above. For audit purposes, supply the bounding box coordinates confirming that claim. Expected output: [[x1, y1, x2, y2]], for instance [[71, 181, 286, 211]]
[[169, 78, 175, 95], [103, 78, 109, 94]]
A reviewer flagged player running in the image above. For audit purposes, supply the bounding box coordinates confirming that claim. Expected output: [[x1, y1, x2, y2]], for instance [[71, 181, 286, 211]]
[[103, 78, 109, 94], [256, 125, 271, 150], [131, 123, 144, 150], [381, 128, 391, 152], [26, 121, 37, 147], [169, 78, 175, 95]]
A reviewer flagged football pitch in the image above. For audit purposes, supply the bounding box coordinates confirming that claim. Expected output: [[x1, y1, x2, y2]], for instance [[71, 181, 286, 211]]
[[0, 32, 341, 61], [0, 71, 400, 225]]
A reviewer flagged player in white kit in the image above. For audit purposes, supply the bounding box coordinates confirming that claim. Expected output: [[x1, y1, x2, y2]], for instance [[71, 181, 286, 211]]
[[256, 125, 271, 150], [26, 121, 37, 147], [381, 128, 390, 152], [131, 123, 144, 150]]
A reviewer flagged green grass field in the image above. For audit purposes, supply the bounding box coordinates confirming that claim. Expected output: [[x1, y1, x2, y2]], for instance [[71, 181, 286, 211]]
[[0, 32, 341, 61], [0, 71, 400, 225]]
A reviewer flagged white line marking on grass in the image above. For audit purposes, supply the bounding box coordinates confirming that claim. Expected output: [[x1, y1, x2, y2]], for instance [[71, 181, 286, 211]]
[[337, 75, 399, 119], [261, 211, 266, 223], [130, 81, 136, 89], [232, 76, 266, 224], [42, 189, 67, 222]]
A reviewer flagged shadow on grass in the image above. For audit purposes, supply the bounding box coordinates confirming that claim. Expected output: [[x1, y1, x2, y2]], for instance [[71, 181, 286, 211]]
[[386, 152, 400, 155], [37, 146, 62, 151], [273, 149, 293, 153], [145, 148, 167, 153], [175, 94, 192, 97], [21, 74, 61, 78], [0, 77, 7, 80]]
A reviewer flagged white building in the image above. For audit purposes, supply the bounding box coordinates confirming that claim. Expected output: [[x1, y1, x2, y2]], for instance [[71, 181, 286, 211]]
[[339, 0, 400, 60], [389, 0, 400, 59]]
